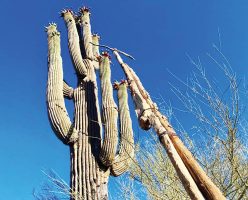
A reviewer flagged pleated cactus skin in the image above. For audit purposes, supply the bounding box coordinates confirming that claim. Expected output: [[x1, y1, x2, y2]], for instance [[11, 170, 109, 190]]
[[111, 81, 134, 177], [99, 53, 119, 167], [46, 8, 134, 200]]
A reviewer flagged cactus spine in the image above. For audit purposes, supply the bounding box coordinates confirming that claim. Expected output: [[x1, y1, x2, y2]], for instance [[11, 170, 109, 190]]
[[46, 8, 134, 200]]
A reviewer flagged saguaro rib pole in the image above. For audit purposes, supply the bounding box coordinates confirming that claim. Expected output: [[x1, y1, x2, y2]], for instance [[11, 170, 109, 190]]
[[113, 51, 204, 200], [126, 57, 226, 200], [114, 50, 226, 200]]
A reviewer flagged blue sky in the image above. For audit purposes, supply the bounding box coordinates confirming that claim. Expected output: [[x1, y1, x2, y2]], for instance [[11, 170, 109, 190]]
[[0, 1, 248, 199]]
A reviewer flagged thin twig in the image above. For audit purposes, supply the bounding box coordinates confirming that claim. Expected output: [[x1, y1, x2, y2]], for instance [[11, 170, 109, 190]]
[[90, 42, 135, 60]]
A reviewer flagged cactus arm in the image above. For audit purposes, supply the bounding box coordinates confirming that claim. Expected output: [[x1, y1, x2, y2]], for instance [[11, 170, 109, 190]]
[[79, 7, 94, 60], [110, 81, 134, 177], [61, 10, 87, 77], [91, 34, 100, 70], [46, 24, 78, 144], [75, 18, 87, 59], [63, 80, 74, 99], [99, 52, 118, 166], [92, 34, 100, 58]]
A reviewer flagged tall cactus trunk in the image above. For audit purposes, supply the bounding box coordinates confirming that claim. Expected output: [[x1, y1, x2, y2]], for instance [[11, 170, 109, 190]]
[[71, 79, 108, 200]]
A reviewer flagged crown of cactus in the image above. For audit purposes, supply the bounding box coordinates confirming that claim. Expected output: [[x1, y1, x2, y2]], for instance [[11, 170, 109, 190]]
[[46, 8, 134, 200]]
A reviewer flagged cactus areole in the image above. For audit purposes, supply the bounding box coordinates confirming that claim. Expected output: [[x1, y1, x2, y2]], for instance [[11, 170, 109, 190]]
[[46, 8, 134, 200]]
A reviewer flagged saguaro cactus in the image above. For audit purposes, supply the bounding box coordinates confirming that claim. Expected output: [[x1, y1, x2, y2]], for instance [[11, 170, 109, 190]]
[[46, 8, 134, 200]]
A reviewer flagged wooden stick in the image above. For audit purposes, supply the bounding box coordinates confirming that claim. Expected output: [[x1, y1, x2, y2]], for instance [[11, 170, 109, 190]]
[[113, 50, 226, 200], [113, 51, 204, 200], [90, 42, 135, 60]]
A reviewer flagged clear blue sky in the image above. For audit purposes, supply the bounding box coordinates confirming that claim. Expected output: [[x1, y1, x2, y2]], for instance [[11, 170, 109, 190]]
[[0, 1, 248, 199]]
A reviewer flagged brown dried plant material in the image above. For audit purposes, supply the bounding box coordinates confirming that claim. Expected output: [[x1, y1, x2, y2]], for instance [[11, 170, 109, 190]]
[[113, 50, 225, 200]]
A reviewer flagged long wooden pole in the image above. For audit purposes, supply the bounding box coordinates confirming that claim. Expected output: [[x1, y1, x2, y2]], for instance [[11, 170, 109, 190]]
[[113, 51, 204, 200], [113, 50, 226, 200]]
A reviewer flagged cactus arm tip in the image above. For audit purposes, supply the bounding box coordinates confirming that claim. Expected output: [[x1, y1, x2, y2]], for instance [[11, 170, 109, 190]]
[[60, 9, 74, 17], [79, 6, 91, 14], [45, 23, 58, 34]]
